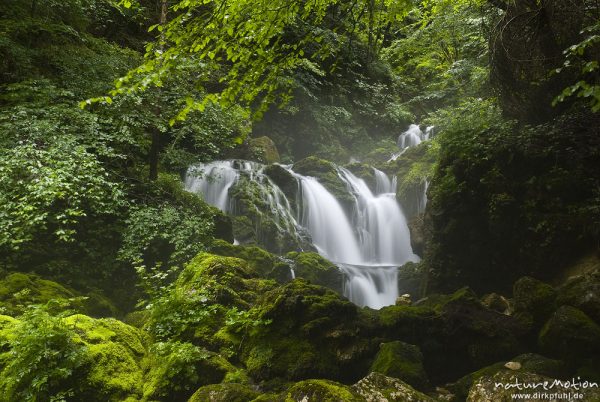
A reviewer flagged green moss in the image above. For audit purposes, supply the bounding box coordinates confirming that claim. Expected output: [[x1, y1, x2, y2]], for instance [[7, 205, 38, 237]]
[[143, 341, 237, 401], [557, 269, 600, 323], [209, 239, 282, 279], [538, 305, 600, 359], [344, 162, 376, 191], [352, 372, 434, 402], [0, 272, 82, 315], [242, 280, 374, 383], [285, 379, 363, 402], [370, 341, 430, 391], [248, 136, 281, 164], [285, 252, 342, 294], [513, 276, 557, 329], [189, 383, 260, 402]]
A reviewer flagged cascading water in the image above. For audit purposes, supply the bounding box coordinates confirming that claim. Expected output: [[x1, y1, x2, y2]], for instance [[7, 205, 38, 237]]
[[185, 161, 420, 309], [389, 124, 434, 161]]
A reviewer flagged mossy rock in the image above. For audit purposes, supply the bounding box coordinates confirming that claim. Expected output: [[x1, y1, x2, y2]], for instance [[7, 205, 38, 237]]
[[228, 175, 311, 254], [513, 276, 557, 330], [467, 370, 600, 402], [538, 305, 600, 359], [64, 314, 147, 401], [352, 372, 434, 402], [448, 353, 568, 400], [189, 383, 260, 402], [370, 341, 430, 391], [285, 252, 343, 294], [143, 341, 238, 402], [243, 279, 376, 383], [557, 269, 600, 323], [285, 379, 364, 402], [397, 262, 426, 298], [363, 147, 397, 165], [0, 272, 83, 316], [209, 239, 282, 279], [264, 164, 298, 205], [248, 136, 281, 164]]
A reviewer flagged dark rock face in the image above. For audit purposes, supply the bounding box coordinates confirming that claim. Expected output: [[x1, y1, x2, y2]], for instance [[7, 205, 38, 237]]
[[557, 269, 600, 323]]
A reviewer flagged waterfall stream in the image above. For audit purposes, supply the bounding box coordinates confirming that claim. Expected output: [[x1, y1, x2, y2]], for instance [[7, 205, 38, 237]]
[[185, 160, 420, 309]]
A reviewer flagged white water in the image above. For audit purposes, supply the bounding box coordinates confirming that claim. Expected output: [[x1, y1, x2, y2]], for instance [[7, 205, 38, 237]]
[[185, 161, 420, 309], [389, 124, 434, 162]]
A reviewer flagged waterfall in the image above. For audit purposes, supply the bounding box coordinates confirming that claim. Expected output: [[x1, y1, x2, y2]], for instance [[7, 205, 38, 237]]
[[185, 161, 419, 309], [389, 124, 434, 162]]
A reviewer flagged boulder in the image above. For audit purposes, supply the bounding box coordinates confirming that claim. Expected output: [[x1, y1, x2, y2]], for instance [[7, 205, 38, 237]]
[[467, 370, 600, 402], [188, 383, 259, 402], [557, 269, 600, 323], [248, 136, 280, 164], [285, 251, 343, 294], [242, 279, 377, 383], [513, 276, 557, 331], [538, 305, 600, 359], [352, 372, 435, 402], [370, 341, 430, 391], [285, 379, 364, 402]]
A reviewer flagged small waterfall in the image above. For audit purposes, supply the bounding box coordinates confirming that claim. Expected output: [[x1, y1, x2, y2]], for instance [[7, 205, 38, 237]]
[[185, 161, 238, 212], [185, 160, 419, 309], [389, 124, 434, 162]]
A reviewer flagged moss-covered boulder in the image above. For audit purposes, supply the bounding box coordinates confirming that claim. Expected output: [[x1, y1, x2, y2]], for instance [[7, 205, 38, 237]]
[[352, 372, 434, 402], [370, 341, 430, 391], [147, 253, 277, 348], [448, 353, 568, 400], [285, 379, 364, 402], [188, 383, 260, 402], [143, 341, 239, 402], [467, 370, 600, 402], [397, 261, 426, 298], [538, 305, 600, 359], [64, 314, 147, 401], [285, 252, 343, 294], [243, 279, 377, 384], [229, 175, 311, 254], [513, 276, 557, 330], [209, 239, 287, 279], [0, 272, 82, 315], [248, 136, 281, 164], [378, 288, 526, 384], [556, 269, 600, 323]]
